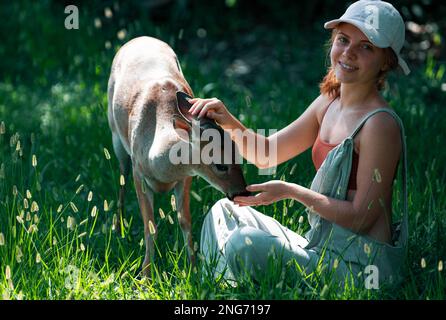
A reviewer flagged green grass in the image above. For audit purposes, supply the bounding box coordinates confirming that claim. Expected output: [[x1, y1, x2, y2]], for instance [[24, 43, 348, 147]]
[[1, 7, 445, 299]]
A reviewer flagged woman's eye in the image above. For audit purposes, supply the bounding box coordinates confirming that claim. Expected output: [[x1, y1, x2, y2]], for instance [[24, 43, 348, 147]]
[[362, 44, 373, 50], [337, 36, 348, 44]]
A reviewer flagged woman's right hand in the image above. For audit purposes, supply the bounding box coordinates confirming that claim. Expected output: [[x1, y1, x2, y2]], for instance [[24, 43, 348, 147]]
[[188, 97, 235, 130]]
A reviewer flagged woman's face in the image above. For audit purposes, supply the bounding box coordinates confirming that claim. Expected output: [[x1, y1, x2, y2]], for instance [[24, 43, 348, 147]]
[[330, 23, 387, 86]]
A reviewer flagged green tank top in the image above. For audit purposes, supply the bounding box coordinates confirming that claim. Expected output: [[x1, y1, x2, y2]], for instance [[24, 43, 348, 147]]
[[305, 108, 408, 284]]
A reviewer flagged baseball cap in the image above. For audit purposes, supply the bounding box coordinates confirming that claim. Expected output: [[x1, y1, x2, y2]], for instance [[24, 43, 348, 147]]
[[324, 0, 410, 75]]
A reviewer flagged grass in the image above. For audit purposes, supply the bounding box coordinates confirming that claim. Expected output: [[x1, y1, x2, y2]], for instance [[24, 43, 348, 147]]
[[0, 5, 445, 300]]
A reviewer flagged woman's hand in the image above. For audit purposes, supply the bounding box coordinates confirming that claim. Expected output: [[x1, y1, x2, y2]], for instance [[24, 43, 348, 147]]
[[233, 181, 293, 207], [188, 97, 235, 130]]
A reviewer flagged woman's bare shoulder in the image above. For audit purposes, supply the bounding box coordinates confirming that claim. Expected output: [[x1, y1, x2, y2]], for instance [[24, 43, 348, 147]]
[[361, 109, 402, 148], [312, 94, 337, 125]]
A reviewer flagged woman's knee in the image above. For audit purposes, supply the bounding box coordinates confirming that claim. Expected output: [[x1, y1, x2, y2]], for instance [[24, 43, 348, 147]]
[[225, 227, 277, 276]]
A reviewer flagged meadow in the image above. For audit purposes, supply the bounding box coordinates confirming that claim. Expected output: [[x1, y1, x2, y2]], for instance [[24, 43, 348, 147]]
[[0, 1, 445, 300]]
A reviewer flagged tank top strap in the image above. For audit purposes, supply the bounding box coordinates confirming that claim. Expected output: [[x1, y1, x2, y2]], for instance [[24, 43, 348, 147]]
[[320, 97, 338, 123], [349, 108, 408, 245]]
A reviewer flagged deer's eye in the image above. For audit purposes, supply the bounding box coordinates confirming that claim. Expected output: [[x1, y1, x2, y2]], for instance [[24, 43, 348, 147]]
[[215, 164, 229, 172]]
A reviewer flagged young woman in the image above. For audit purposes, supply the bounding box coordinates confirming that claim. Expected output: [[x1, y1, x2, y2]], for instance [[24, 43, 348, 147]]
[[191, 0, 409, 287]]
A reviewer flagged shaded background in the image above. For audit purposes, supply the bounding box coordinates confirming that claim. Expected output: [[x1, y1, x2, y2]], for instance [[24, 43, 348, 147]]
[[1, 0, 444, 84]]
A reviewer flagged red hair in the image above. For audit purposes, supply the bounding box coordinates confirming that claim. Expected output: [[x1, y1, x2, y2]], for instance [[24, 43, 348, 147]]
[[319, 28, 399, 98]]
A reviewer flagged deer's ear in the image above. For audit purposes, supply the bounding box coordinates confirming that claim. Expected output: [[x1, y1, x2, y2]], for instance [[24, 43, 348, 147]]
[[173, 115, 192, 142], [176, 91, 195, 122]]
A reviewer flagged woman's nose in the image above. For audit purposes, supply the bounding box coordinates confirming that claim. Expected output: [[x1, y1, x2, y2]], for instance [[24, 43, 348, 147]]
[[343, 44, 356, 60]]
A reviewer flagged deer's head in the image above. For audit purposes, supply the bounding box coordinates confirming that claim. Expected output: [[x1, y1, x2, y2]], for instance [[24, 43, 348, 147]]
[[172, 92, 250, 200]]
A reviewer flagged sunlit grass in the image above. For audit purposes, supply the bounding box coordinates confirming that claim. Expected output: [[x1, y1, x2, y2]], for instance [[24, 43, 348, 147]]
[[0, 19, 445, 300]]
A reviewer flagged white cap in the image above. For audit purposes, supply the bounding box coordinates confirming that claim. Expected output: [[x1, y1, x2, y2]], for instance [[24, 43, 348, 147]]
[[324, 0, 410, 75]]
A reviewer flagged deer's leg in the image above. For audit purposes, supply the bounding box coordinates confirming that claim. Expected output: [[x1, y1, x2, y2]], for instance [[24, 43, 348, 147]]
[[174, 176, 195, 266], [112, 134, 131, 234], [133, 172, 156, 277]]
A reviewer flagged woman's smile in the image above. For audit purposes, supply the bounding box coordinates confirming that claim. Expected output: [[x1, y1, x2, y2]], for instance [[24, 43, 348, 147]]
[[339, 61, 358, 72]]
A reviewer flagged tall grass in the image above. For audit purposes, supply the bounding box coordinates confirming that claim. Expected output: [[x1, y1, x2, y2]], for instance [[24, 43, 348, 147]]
[[0, 4, 445, 299]]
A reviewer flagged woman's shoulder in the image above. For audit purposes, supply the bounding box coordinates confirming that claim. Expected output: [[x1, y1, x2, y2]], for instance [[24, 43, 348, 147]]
[[312, 94, 338, 124], [360, 107, 402, 147], [363, 105, 402, 131]]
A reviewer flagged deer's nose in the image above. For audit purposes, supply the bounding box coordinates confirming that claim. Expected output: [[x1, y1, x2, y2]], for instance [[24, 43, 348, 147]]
[[226, 190, 252, 201]]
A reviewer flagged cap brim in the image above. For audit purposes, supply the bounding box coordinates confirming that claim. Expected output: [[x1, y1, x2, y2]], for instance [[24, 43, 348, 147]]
[[324, 19, 343, 30], [324, 18, 389, 48]]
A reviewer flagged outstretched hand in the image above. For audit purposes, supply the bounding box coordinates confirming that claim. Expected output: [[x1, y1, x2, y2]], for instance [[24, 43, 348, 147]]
[[188, 97, 235, 130], [233, 180, 292, 207]]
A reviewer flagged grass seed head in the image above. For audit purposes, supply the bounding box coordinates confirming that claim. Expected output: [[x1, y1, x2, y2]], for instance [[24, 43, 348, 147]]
[[91, 206, 97, 217], [333, 258, 339, 269], [170, 195, 176, 211], [104, 7, 113, 18], [16, 215, 24, 224], [87, 191, 93, 202], [373, 168, 382, 183], [28, 224, 38, 233], [5, 265, 11, 279], [0, 232, 4, 246], [421, 258, 427, 269], [70, 202, 78, 213], [103, 147, 111, 160], [159, 208, 165, 219], [31, 201, 39, 213], [32, 154, 37, 167], [320, 284, 329, 298], [16, 246, 23, 263], [290, 163, 297, 175], [364, 243, 371, 255], [148, 221, 156, 235], [190, 190, 202, 202], [67, 216, 76, 230], [75, 184, 84, 194]]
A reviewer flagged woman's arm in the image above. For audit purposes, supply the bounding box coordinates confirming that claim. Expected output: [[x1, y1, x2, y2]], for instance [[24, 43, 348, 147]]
[[188, 94, 330, 169], [235, 112, 402, 234]]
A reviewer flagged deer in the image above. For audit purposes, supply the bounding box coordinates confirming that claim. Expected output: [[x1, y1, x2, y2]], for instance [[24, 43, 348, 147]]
[[107, 36, 250, 277]]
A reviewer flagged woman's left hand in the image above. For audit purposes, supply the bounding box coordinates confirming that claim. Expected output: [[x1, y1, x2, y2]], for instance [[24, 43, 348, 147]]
[[233, 180, 292, 207]]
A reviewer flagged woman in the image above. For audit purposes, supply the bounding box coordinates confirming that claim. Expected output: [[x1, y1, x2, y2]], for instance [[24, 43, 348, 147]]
[[191, 0, 409, 287]]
